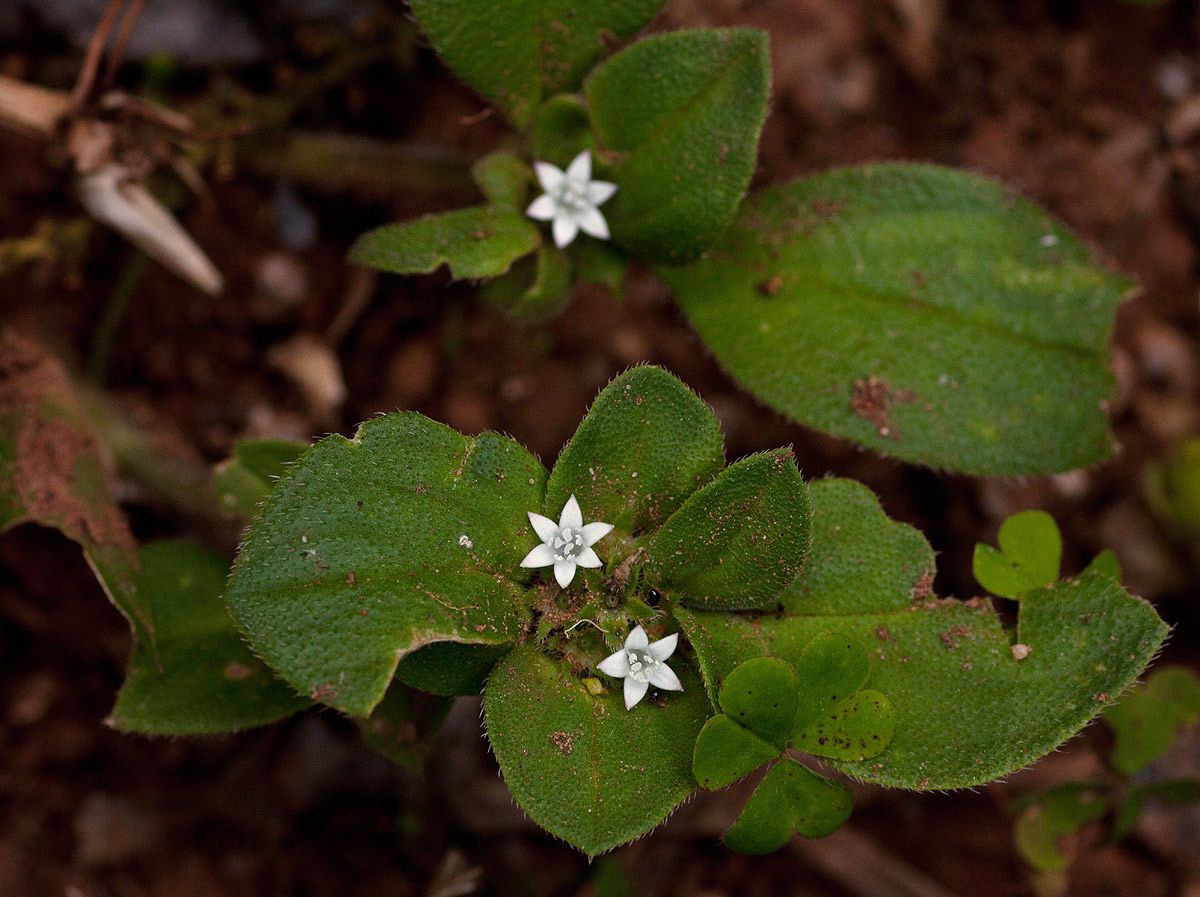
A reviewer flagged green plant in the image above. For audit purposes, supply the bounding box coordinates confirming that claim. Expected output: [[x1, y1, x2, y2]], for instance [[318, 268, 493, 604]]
[[85, 366, 1164, 856], [349, 1, 1129, 477]]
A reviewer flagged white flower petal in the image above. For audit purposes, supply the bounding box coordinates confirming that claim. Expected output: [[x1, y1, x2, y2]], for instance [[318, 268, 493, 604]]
[[520, 543, 556, 568], [554, 559, 577, 588], [566, 149, 591, 184], [648, 663, 683, 692], [575, 205, 610, 241], [579, 521, 613, 547], [534, 161, 565, 193], [647, 632, 678, 662], [586, 181, 617, 205], [525, 193, 557, 221], [575, 547, 602, 568], [596, 650, 629, 678], [527, 511, 558, 543], [559, 495, 584, 530], [626, 625, 649, 650], [624, 676, 650, 710], [552, 213, 579, 248]]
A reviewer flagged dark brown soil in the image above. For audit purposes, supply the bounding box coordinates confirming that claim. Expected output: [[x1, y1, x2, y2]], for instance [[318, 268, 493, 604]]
[[2, 1, 1199, 895]]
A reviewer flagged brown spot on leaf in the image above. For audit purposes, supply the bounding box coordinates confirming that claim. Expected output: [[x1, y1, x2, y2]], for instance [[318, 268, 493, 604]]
[[851, 376, 918, 439], [549, 729, 577, 755]]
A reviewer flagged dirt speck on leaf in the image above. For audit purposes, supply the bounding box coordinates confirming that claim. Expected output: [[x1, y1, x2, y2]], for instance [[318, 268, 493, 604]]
[[850, 376, 917, 439]]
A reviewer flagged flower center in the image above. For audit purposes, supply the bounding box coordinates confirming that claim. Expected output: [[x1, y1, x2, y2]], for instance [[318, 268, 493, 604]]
[[551, 525, 585, 561], [555, 181, 589, 214], [626, 648, 660, 683]]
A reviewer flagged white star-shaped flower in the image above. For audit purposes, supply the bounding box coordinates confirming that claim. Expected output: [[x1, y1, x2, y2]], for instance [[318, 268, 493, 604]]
[[520, 494, 613, 588], [525, 150, 617, 249], [597, 625, 683, 710]]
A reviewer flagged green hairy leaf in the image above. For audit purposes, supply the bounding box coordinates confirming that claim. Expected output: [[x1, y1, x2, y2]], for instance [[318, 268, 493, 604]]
[[651, 449, 811, 611], [349, 206, 539, 281], [661, 164, 1129, 475], [1104, 665, 1200, 775], [678, 480, 1167, 790], [0, 331, 154, 653], [973, 510, 1062, 599], [485, 646, 710, 857], [586, 28, 770, 263], [111, 541, 309, 734], [225, 413, 546, 716], [410, 0, 664, 130], [545, 366, 724, 535]]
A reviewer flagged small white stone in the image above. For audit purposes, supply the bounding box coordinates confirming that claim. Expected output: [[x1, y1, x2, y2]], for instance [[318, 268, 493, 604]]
[[458, 534, 473, 549]]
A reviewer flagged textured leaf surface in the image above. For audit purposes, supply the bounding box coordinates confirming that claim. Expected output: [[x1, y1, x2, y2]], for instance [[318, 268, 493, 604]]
[[531, 94, 593, 167], [394, 640, 513, 696], [788, 632, 870, 737], [586, 28, 770, 263], [545, 366, 724, 535], [0, 331, 153, 650], [1104, 665, 1200, 775], [780, 478, 934, 615], [349, 206, 539, 280], [410, 0, 663, 129], [973, 510, 1062, 599], [485, 645, 710, 856], [793, 689, 894, 761], [661, 164, 1129, 474], [214, 439, 307, 519], [680, 574, 1165, 789], [723, 759, 853, 854], [111, 541, 308, 734], [650, 450, 810, 611], [225, 413, 546, 716], [716, 656, 798, 746]]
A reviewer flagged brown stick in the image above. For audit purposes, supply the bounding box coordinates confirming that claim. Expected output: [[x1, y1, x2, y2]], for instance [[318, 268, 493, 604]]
[[793, 826, 965, 897], [101, 0, 148, 90], [69, 0, 125, 111], [0, 75, 72, 137]]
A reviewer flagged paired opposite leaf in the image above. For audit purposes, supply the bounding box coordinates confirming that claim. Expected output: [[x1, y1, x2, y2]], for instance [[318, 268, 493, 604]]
[[661, 164, 1129, 475], [651, 449, 810, 611], [0, 331, 154, 651], [411, 0, 664, 130], [225, 414, 547, 716], [349, 206, 539, 281], [111, 541, 309, 734], [586, 28, 770, 263], [485, 646, 710, 857], [545, 366, 724, 534], [973, 510, 1062, 599]]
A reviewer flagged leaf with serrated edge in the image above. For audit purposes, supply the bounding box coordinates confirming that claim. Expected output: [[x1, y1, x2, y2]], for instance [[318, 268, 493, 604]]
[[485, 645, 710, 856], [111, 541, 308, 734], [545, 366, 724, 535], [410, 0, 664, 129], [225, 413, 546, 716], [680, 572, 1165, 789], [349, 206, 539, 281], [586, 28, 770, 263], [650, 449, 811, 611], [660, 164, 1129, 475]]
